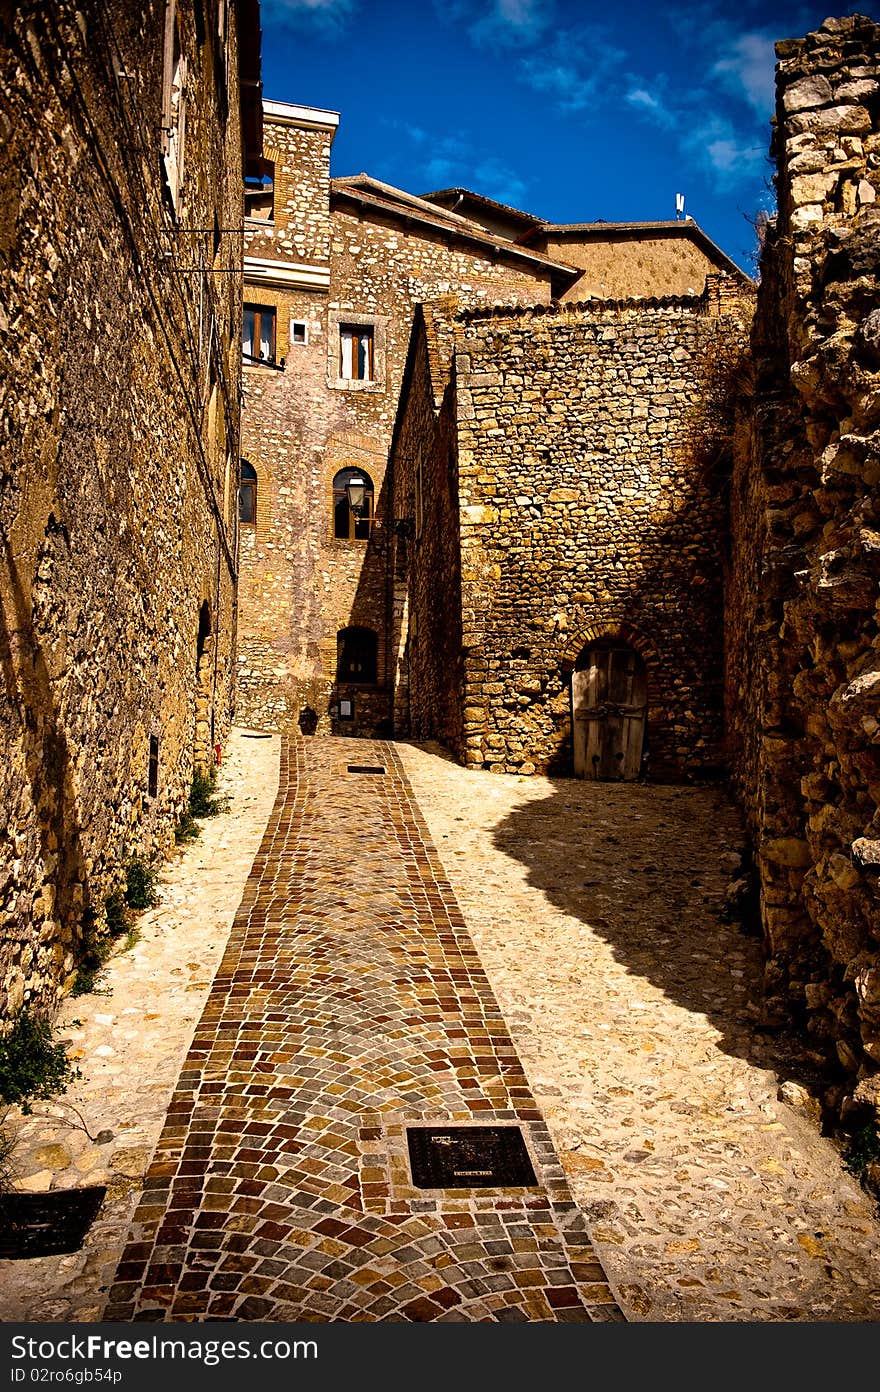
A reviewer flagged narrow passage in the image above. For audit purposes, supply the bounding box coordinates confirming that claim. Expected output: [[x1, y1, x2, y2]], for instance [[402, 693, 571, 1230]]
[[105, 737, 620, 1321]]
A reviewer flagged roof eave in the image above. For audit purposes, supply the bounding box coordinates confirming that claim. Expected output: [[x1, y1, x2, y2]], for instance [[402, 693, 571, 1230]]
[[331, 185, 579, 282]]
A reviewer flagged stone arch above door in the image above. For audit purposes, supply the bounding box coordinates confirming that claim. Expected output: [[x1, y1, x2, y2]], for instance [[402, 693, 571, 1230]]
[[560, 619, 662, 711]]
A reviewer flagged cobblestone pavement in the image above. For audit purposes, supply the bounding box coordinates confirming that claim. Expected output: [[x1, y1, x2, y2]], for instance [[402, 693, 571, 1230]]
[[0, 729, 281, 1322], [398, 742, 880, 1322], [4, 735, 879, 1324], [102, 738, 619, 1322]]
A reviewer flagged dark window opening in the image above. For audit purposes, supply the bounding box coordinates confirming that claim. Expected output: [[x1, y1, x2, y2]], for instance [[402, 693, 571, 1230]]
[[148, 735, 160, 799], [290, 320, 307, 345], [239, 459, 257, 525], [339, 324, 374, 381], [244, 156, 275, 220], [337, 627, 378, 685], [243, 303, 276, 365], [332, 467, 374, 540], [197, 600, 212, 663]]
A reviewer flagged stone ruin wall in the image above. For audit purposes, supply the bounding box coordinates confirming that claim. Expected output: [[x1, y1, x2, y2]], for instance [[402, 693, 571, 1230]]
[[408, 287, 750, 777], [726, 15, 880, 1129], [0, 1, 243, 1017]]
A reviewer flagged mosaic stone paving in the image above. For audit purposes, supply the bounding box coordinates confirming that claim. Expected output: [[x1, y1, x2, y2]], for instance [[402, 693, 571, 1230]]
[[104, 737, 621, 1322]]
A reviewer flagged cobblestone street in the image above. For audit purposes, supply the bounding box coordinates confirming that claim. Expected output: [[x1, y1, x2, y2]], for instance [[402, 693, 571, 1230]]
[[399, 742, 880, 1321], [2, 733, 879, 1322]]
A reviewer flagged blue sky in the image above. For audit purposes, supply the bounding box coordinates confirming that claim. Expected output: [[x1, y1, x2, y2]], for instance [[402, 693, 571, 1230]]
[[258, 1, 878, 273]]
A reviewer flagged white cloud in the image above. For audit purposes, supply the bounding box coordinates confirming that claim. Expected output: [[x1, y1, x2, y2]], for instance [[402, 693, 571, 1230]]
[[392, 123, 529, 206], [625, 85, 678, 130], [471, 156, 529, 207], [520, 55, 597, 111], [470, 0, 554, 47], [261, 0, 355, 33], [713, 32, 776, 114], [684, 116, 767, 189]]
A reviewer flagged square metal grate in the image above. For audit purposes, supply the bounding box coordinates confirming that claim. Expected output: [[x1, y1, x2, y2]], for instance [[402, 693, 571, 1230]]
[[0, 1186, 106, 1259], [347, 765, 386, 775], [406, 1126, 538, 1189]]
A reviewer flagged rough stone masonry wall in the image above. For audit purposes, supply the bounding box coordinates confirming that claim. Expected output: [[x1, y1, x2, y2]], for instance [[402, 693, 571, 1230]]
[[390, 307, 465, 752], [238, 156, 555, 736], [538, 231, 728, 301], [0, 0, 244, 1018], [726, 15, 880, 1130], [447, 292, 748, 777]]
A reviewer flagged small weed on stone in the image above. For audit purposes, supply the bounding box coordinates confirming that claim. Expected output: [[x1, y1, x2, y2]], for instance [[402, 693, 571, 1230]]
[[0, 1012, 81, 1114], [843, 1122, 880, 1184], [125, 856, 159, 910], [175, 767, 229, 843]]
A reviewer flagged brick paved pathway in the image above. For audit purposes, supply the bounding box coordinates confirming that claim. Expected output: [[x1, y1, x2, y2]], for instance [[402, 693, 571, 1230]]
[[104, 738, 620, 1322]]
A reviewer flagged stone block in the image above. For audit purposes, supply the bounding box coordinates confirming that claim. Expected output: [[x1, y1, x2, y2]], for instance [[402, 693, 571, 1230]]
[[782, 73, 834, 113]]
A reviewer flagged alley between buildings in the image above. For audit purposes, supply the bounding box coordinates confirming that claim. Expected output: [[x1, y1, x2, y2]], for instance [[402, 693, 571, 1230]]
[[1, 733, 878, 1321]]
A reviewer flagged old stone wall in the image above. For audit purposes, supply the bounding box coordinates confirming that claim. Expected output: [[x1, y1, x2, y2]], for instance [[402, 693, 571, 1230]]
[[726, 15, 880, 1125], [246, 118, 334, 267], [238, 120, 557, 738], [533, 229, 736, 301], [397, 289, 749, 777], [0, 0, 247, 1017], [389, 306, 465, 752]]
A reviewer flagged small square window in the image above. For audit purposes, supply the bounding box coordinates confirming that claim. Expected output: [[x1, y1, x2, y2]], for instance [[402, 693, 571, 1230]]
[[243, 303, 276, 365], [290, 321, 308, 346], [339, 324, 373, 381]]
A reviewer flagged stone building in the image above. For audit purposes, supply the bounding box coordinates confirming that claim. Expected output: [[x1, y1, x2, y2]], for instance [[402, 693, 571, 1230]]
[[390, 281, 749, 779], [236, 101, 748, 755], [0, 0, 262, 1017], [726, 14, 880, 1128]]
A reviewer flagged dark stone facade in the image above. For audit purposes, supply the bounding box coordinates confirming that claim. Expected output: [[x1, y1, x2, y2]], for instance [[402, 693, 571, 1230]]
[[0, 0, 260, 1016], [726, 16, 880, 1127], [391, 290, 750, 777]]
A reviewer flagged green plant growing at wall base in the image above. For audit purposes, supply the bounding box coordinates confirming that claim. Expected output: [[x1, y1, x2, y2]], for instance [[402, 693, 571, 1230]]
[[124, 856, 159, 910], [843, 1122, 880, 1183], [174, 810, 201, 844], [72, 883, 134, 996], [0, 1120, 17, 1194], [189, 767, 228, 818], [0, 1012, 81, 1114], [174, 767, 229, 842]]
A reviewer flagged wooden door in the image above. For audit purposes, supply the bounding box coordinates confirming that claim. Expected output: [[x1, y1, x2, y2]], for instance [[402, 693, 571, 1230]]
[[572, 644, 647, 780]]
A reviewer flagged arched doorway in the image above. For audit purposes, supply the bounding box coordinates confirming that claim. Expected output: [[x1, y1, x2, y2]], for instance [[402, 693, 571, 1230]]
[[571, 640, 647, 780]]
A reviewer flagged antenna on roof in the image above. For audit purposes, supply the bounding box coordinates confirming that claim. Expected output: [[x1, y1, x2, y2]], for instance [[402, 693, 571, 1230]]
[[675, 192, 685, 221]]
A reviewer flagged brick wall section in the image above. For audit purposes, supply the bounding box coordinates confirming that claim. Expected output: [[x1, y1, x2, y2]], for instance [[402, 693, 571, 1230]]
[[726, 16, 880, 1126], [238, 125, 556, 738], [395, 289, 749, 776], [0, 0, 246, 1017]]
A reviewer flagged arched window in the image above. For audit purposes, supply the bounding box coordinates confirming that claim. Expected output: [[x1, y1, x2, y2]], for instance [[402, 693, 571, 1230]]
[[239, 459, 257, 524], [333, 467, 374, 540], [337, 627, 378, 685]]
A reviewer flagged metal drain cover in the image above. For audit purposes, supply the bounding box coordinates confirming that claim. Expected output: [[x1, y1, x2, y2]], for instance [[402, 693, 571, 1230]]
[[347, 765, 386, 775], [0, 1186, 106, 1259], [406, 1126, 538, 1189]]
